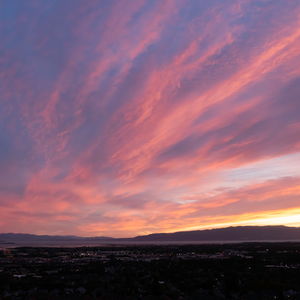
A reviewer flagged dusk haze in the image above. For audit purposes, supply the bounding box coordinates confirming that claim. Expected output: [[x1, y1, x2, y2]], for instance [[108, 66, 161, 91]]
[[1, 0, 300, 238]]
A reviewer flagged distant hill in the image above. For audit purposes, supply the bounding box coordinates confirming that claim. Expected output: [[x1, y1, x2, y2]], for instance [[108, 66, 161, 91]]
[[132, 226, 300, 242], [1, 226, 300, 246], [0, 233, 115, 246]]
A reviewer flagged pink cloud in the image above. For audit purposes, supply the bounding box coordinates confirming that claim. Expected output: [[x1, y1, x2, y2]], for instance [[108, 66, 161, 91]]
[[0, 0, 300, 236]]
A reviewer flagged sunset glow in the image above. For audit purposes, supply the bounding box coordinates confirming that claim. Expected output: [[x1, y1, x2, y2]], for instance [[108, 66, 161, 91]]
[[1, 0, 300, 237]]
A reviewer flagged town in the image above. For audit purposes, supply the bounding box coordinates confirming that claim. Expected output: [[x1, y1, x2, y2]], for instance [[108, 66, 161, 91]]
[[1, 243, 300, 299]]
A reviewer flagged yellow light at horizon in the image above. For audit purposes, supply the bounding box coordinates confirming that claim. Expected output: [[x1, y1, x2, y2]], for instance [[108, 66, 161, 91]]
[[182, 209, 300, 232]]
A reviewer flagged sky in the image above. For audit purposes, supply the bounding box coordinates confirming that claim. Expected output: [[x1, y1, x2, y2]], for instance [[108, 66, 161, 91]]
[[0, 0, 300, 237]]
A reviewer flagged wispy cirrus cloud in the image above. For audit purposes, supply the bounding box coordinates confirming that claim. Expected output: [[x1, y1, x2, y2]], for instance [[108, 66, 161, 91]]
[[0, 0, 300, 236]]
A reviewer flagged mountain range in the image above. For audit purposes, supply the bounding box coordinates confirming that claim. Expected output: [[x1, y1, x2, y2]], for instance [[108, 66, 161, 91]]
[[1, 225, 300, 247]]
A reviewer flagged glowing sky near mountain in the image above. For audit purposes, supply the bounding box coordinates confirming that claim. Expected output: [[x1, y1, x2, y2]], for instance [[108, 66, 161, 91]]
[[1, 0, 300, 237]]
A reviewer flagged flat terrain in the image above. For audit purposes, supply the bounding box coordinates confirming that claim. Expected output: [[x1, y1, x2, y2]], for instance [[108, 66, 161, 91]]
[[1, 243, 300, 299]]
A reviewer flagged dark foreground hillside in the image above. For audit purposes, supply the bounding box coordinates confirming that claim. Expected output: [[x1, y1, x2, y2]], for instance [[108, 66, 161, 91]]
[[1, 243, 300, 299]]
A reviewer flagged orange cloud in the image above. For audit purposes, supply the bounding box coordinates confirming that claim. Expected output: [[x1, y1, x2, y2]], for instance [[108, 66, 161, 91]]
[[1, 0, 300, 236]]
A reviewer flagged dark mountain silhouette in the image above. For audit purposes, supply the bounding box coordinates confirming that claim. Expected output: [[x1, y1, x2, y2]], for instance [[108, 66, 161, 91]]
[[0, 226, 299, 246], [131, 226, 300, 241], [0, 233, 114, 246], [0, 233, 114, 241]]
